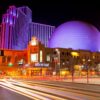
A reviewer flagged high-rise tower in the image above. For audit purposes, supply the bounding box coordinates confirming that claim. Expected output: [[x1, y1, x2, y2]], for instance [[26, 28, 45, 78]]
[[0, 5, 55, 50], [29, 22, 55, 47]]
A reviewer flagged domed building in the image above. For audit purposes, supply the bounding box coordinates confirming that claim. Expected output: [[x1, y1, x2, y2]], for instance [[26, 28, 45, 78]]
[[49, 21, 100, 52]]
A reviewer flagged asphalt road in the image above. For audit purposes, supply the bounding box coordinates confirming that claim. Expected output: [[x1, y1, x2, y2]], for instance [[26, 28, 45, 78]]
[[0, 79, 100, 100], [0, 86, 33, 100]]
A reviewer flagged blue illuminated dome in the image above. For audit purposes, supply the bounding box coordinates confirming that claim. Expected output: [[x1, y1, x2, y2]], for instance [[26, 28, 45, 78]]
[[49, 21, 100, 51]]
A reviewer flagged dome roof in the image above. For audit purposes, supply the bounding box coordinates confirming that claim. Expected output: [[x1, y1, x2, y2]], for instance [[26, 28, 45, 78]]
[[49, 21, 100, 51]]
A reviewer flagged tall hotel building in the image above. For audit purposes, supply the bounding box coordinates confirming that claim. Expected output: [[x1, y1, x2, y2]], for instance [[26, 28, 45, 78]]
[[0, 5, 55, 50], [29, 22, 55, 47]]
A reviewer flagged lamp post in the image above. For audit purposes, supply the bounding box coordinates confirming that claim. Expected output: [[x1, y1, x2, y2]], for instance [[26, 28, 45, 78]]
[[55, 49, 60, 76], [71, 59, 74, 82], [86, 59, 91, 84], [71, 52, 79, 82], [86, 65, 89, 84]]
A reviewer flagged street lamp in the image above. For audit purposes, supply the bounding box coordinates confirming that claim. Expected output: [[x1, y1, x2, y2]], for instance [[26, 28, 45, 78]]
[[71, 51, 79, 82], [86, 59, 91, 84], [55, 49, 60, 75]]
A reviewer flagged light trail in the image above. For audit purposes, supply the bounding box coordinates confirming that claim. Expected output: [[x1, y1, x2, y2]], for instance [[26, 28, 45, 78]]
[[18, 80, 100, 98], [0, 81, 51, 100], [4, 79, 100, 100], [15, 79, 100, 96], [0, 83, 39, 100], [0, 80, 68, 100]]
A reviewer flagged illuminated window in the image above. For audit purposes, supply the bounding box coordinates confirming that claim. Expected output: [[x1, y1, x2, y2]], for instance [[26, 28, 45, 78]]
[[47, 55, 50, 61], [31, 53, 38, 62], [71, 52, 79, 57], [6, 17, 8, 23], [40, 50, 42, 62], [10, 19, 13, 25]]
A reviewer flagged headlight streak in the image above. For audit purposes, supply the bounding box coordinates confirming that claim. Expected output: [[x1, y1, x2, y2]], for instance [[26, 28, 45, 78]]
[[10, 79, 100, 100], [1, 79, 99, 100], [2, 80, 85, 100], [0, 83, 39, 100], [0, 81, 50, 100], [0, 80, 66, 100]]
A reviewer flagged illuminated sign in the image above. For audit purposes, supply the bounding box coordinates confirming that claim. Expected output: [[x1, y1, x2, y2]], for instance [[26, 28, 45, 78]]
[[35, 63, 49, 67], [8, 62, 13, 67], [18, 59, 24, 65]]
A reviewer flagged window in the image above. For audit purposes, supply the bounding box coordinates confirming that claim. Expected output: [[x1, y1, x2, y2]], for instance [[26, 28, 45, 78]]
[[31, 53, 38, 62], [66, 52, 70, 56], [15, 56, 18, 63], [61, 59, 65, 62], [0, 50, 4, 56], [62, 52, 64, 55], [2, 56, 6, 63], [7, 56, 11, 62], [54, 51, 57, 54], [40, 50, 42, 62], [47, 55, 50, 62]]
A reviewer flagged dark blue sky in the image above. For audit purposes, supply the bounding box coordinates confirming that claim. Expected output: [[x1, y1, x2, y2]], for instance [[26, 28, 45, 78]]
[[0, 0, 100, 29]]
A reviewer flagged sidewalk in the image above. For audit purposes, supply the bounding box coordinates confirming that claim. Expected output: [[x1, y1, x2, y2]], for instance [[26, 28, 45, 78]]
[[63, 78, 100, 85], [3, 76, 100, 85]]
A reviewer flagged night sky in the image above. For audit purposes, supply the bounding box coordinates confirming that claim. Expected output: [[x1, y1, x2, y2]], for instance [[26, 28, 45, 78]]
[[0, 0, 100, 29]]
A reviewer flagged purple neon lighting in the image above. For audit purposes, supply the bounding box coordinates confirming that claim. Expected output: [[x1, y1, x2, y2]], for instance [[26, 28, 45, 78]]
[[49, 21, 100, 51], [6, 17, 8, 23]]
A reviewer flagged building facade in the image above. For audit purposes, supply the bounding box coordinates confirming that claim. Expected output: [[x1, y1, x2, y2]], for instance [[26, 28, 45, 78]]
[[0, 5, 55, 50], [29, 22, 55, 47], [0, 37, 100, 76]]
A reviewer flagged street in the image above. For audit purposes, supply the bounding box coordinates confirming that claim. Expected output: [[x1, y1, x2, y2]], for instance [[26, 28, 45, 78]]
[[0, 79, 100, 100], [0, 86, 33, 100]]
